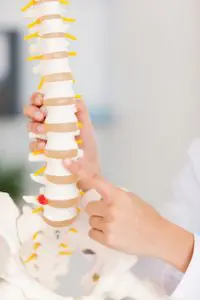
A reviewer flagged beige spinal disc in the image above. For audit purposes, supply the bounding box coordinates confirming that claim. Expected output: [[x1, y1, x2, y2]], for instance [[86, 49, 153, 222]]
[[41, 51, 70, 60], [44, 149, 78, 159], [48, 197, 79, 208], [45, 174, 78, 184], [44, 123, 78, 133], [43, 216, 76, 228], [37, 0, 61, 4], [42, 33, 70, 39], [39, 14, 62, 21], [43, 73, 73, 83], [43, 97, 76, 106]]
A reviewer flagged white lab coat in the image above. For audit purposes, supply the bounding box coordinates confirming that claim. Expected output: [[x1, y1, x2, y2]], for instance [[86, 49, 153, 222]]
[[135, 138, 200, 299], [164, 139, 200, 299]]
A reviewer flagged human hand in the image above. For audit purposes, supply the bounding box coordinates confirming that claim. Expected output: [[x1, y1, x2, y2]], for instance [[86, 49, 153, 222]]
[[23, 92, 101, 191], [64, 159, 194, 272]]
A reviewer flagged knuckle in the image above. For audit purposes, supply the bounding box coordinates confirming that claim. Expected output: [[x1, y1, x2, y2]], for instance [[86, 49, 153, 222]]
[[107, 205, 118, 220]]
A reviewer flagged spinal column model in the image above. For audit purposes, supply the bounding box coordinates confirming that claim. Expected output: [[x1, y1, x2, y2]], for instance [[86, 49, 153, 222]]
[[17, 1, 171, 299], [22, 0, 82, 228]]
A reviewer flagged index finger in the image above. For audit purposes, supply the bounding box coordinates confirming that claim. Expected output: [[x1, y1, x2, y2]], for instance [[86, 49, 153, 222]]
[[86, 201, 107, 217], [31, 93, 44, 106], [64, 160, 116, 201]]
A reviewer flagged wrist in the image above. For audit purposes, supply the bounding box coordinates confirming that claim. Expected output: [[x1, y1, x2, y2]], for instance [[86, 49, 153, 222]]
[[156, 219, 194, 272]]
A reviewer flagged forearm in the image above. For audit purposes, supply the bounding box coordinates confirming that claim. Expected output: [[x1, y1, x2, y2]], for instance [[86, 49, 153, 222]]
[[156, 219, 194, 273]]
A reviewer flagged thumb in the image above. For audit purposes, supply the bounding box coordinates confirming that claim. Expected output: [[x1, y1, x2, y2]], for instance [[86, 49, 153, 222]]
[[63, 159, 116, 200]]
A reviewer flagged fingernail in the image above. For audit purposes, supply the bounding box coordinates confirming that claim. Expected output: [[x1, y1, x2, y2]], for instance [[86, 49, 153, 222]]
[[37, 124, 45, 133], [34, 111, 43, 120], [63, 159, 71, 167], [35, 95, 43, 105]]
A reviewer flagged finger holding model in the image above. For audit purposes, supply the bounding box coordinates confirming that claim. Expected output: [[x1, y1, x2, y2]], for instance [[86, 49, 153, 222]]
[[24, 92, 101, 190], [63, 158, 194, 274]]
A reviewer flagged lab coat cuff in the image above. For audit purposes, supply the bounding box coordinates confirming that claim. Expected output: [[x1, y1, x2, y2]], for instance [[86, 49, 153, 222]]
[[172, 233, 200, 299]]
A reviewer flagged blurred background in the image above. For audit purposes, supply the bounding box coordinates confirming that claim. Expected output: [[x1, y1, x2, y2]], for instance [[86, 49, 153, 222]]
[[0, 0, 200, 209]]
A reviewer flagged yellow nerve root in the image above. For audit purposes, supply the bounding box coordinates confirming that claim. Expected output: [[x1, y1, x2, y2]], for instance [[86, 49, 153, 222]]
[[32, 149, 44, 155], [76, 139, 83, 145], [27, 55, 43, 61], [29, 17, 75, 29], [80, 190, 85, 196], [22, 0, 69, 13], [28, 52, 76, 62], [32, 207, 44, 214], [78, 122, 83, 129], [60, 0, 70, 4], [75, 94, 82, 99], [28, 19, 41, 29], [24, 253, 37, 264], [65, 33, 77, 41], [59, 243, 68, 249], [59, 251, 73, 256], [34, 165, 46, 176], [62, 17, 76, 23], [68, 228, 78, 233], [38, 77, 45, 90], [68, 51, 77, 57], [33, 231, 42, 240], [24, 32, 40, 41], [21, 0, 36, 12], [33, 243, 41, 251]]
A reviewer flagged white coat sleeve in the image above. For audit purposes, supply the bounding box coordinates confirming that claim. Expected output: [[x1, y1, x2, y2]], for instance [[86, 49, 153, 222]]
[[172, 234, 200, 300], [160, 139, 200, 233], [160, 139, 200, 297], [0, 237, 10, 277]]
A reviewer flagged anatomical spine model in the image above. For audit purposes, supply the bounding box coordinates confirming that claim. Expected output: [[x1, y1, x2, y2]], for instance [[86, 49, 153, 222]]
[[0, 1, 172, 299], [23, 0, 82, 228]]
